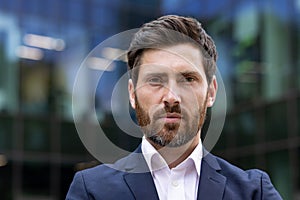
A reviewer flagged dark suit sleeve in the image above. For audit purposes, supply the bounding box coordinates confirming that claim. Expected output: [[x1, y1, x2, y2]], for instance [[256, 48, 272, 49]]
[[66, 172, 90, 200], [259, 170, 282, 200]]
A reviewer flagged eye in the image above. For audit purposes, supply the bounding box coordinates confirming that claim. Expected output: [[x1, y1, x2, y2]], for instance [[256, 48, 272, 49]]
[[149, 77, 161, 82], [179, 76, 196, 83], [148, 77, 163, 86], [185, 77, 195, 82]]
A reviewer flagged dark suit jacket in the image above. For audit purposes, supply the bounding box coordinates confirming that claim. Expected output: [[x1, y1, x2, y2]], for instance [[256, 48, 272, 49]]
[[66, 147, 282, 200]]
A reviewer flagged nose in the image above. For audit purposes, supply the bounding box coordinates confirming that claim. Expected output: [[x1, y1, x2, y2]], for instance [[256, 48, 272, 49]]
[[162, 82, 181, 107]]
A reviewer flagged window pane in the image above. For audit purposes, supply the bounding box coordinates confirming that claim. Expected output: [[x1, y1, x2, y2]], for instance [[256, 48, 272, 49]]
[[0, 115, 13, 150], [0, 162, 12, 200], [265, 102, 288, 141], [266, 150, 292, 200], [24, 119, 50, 152], [236, 111, 256, 146], [20, 63, 50, 115], [61, 122, 85, 155], [22, 161, 50, 196]]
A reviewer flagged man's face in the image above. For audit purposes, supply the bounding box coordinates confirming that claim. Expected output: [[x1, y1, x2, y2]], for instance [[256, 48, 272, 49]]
[[128, 44, 217, 148]]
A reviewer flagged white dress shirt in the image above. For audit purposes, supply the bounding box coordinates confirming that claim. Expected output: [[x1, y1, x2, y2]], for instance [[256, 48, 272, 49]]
[[141, 137, 202, 200]]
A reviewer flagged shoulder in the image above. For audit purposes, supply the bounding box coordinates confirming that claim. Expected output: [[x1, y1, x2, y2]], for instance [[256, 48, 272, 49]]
[[66, 163, 133, 200], [213, 155, 266, 180], [76, 158, 137, 189], [209, 155, 282, 199], [78, 163, 124, 182], [66, 149, 149, 200]]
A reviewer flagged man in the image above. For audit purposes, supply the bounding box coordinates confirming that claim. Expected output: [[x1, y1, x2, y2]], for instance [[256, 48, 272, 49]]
[[66, 15, 282, 199]]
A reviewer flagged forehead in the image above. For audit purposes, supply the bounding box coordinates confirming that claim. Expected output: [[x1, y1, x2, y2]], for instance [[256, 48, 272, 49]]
[[139, 44, 205, 75]]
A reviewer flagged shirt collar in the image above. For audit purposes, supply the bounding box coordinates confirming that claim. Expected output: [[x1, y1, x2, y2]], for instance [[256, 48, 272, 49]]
[[141, 136, 202, 175]]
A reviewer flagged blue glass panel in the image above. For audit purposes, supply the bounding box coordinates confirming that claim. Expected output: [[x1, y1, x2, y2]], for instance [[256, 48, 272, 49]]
[[68, 0, 86, 23], [162, 0, 229, 18]]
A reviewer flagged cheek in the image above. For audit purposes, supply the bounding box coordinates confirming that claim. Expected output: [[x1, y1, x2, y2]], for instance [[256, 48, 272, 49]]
[[183, 89, 207, 108], [136, 84, 164, 102], [135, 90, 157, 112]]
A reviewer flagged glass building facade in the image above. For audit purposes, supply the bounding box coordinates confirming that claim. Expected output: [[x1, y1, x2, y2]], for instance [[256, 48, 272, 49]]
[[0, 0, 299, 199]]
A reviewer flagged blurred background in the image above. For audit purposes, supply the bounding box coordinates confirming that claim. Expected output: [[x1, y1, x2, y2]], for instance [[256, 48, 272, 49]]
[[0, 0, 299, 199]]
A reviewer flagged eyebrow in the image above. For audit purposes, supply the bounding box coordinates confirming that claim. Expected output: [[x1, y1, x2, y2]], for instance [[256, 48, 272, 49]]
[[140, 72, 167, 81], [142, 70, 202, 78], [180, 71, 200, 76], [178, 71, 202, 78]]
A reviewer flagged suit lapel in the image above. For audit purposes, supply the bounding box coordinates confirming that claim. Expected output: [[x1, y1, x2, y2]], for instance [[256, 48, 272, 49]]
[[124, 172, 159, 200], [121, 145, 159, 200], [197, 152, 226, 200]]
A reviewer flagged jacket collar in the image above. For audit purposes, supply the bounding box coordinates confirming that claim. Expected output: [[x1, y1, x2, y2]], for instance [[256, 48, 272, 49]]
[[197, 150, 226, 199], [121, 145, 226, 200], [122, 145, 160, 200]]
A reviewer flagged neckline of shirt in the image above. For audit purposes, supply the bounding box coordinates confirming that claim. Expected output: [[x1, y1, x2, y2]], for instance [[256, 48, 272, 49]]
[[141, 136, 202, 175]]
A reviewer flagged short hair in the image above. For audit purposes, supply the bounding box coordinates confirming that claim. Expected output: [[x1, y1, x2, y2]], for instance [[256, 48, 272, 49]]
[[127, 15, 218, 84]]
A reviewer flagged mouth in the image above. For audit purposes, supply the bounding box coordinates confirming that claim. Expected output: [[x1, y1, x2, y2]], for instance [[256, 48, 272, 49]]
[[159, 113, 182, 123]]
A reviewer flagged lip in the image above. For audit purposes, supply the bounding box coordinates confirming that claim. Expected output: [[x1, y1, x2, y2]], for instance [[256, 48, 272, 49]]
[[158, 113, 182, 123], [166, 113, 182, 118]]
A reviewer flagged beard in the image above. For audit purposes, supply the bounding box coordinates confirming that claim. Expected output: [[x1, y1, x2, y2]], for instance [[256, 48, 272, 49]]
[[135, 93, 208, 148]]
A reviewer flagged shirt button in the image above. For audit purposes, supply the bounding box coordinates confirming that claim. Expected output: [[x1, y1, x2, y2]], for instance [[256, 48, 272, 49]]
[[172, 181, 179, 187]]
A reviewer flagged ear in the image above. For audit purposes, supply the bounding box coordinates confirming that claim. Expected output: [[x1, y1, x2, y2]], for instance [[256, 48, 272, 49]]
[[128, 79, 136, 109], [206, 75, 218, 107]]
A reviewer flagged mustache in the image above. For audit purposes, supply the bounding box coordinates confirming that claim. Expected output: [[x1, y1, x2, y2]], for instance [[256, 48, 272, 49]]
[[152, 104, 183, 119], [164, 104, 181, 113]]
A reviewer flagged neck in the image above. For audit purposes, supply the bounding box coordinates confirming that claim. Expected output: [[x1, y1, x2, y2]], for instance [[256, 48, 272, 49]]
[[147, 133, 200, 169]]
